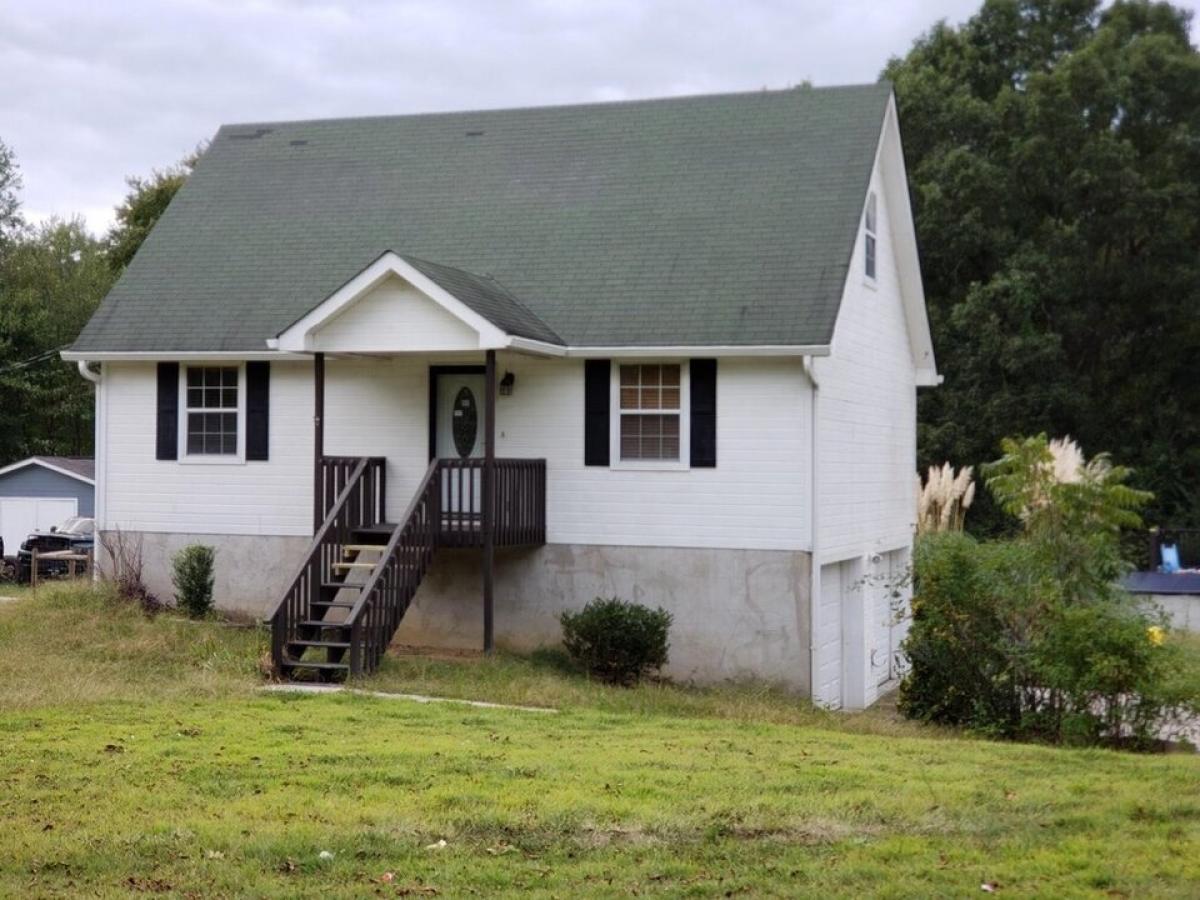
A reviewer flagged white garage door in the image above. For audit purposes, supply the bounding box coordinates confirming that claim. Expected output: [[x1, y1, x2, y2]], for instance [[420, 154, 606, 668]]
[[871, 548, 912, 687], [0, 498, 78, 556]]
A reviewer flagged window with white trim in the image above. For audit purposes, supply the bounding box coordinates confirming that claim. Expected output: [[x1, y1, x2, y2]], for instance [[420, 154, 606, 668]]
[[618, 364, 682, 461], [184, 366, 239, 456], [864, 191, 878, 280]]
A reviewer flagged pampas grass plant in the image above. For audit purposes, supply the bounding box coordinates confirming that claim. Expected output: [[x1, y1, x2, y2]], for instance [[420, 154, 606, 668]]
[[917, 462, 975, 534]]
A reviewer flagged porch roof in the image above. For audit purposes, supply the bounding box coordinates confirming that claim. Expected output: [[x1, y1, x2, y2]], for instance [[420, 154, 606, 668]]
[[398, 255, 562, 346]]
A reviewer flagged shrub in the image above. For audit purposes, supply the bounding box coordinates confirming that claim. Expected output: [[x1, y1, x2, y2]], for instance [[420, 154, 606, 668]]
[[560, 597, 672, 685], [900, 436, 1195, 748], [172, 545, 215, 619], [899, 532, 1192, 745]]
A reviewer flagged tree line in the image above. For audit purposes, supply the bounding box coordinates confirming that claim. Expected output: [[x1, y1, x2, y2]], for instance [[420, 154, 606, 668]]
[[0, 0, 1196, 532], [0, 144, 193, 463]]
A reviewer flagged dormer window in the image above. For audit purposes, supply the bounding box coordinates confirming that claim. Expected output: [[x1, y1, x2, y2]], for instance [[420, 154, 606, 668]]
[[868, 194, 878, 282], [864, 191, 877, 280]]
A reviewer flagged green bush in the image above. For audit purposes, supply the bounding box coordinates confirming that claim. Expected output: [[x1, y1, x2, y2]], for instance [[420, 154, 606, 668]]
[[899, 532, 1190, 746], [900, 436, 1195, 748], [172, 545, 215, 619], [560, 597, 672, 685]]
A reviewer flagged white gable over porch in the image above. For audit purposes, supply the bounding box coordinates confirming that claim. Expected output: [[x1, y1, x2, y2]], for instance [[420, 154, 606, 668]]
[[310, 275, 484, 353], [274, 252, 518, 354]]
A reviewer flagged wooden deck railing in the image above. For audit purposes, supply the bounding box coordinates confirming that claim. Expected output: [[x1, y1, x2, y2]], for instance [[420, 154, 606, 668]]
[[268, 456, 385, 671], [317, 456, 385, 525], [437, 457, 546, 547]]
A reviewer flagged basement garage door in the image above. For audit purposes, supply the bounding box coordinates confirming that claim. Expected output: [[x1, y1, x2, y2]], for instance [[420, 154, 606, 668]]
[[0, 498, 77, 557]]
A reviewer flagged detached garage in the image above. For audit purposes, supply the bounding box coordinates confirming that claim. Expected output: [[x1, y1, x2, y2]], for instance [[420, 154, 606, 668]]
[[0, 457, 95, 557]]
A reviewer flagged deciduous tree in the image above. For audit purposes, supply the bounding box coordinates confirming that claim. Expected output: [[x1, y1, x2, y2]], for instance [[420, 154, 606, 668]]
[[886, 0, 1200, 533]]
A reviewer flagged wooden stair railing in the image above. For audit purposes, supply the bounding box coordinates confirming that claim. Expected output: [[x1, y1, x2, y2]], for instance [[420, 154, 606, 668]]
[[344, 459, 441, 676], [267, 456, 385, 674], [271, 456, 546, 680]]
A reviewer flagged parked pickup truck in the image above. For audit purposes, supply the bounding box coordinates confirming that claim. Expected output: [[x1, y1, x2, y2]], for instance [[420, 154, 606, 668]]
[[15, 517, 95, 583]]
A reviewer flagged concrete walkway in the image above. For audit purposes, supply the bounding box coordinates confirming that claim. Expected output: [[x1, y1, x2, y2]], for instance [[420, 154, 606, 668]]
[[261, 682, 557, 713]]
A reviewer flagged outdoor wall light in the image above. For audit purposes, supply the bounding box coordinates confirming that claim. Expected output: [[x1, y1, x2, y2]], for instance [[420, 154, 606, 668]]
[[499, 371, 515, 396]]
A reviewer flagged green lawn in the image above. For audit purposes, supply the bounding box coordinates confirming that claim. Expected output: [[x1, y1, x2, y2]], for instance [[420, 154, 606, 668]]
[[1, 586, 1198, 897]]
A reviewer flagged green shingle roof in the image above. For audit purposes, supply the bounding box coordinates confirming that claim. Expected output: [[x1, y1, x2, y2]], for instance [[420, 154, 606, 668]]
[[73, 83, 892, 353], [398, 255, 563, 345]]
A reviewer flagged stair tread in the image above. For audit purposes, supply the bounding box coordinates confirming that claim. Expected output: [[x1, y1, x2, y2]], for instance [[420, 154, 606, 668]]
[[300, 619, 349, 628], [282, 659, 349, 670], [311, 600, 356, 608], [289, 639, 351, 649], [332, 561, 375, 570], [355, 522, 397, 534], [341, 544, 385, 554], [320, 581, 363, 590]]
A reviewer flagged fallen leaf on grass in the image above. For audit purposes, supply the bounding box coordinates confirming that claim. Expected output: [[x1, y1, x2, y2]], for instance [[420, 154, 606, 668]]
[[424, 839, 448, 851], [981, 883, 999, 893], [205, 851, 224, 860], [485, 843, 517, 856], [378, 871, 395, 883]]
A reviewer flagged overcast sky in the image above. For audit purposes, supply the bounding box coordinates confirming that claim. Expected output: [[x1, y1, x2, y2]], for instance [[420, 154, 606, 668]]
[[2, 0, 1197, 236]]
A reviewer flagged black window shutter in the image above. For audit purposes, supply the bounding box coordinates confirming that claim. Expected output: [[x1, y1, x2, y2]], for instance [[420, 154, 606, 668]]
[[246, 361, 270, 461], [690, 358, 717, 468], [156, 362, 179, 461], [583, 359, 610, 466]]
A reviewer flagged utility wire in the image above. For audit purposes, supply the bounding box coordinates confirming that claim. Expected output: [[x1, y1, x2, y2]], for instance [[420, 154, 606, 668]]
[[0, 344, 71, 374]]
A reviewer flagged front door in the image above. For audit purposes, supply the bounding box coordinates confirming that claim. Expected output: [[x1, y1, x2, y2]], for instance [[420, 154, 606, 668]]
[[434, 370, 486, 516]]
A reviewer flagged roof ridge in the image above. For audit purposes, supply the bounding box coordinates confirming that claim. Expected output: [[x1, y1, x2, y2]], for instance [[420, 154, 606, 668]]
[[219, 81, 891, 133]]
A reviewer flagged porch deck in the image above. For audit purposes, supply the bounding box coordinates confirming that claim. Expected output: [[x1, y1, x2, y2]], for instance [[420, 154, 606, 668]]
[[317, 455, 546, 548]]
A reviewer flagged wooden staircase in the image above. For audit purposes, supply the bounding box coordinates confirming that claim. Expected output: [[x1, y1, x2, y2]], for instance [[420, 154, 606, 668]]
[[267, 457, 440, 680], [267, 455, 547, 681]]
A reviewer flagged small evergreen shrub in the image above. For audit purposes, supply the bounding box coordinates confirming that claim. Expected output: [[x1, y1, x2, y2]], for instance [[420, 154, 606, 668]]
[[560, 597, 672, 685], [172, 544, 215, 619]]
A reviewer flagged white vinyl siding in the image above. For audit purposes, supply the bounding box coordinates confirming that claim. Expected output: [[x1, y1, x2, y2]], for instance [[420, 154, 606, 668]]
[[101, 361, 313, 536], [496, 356, 810, 550], [317, 354, 813, 551], [101, 354, 811, 550], [312, 275, 480, 353], [817, 166, 918, 562]]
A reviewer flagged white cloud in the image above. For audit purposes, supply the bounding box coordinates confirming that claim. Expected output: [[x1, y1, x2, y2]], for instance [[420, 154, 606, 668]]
[[1, 0, 1193, 235]]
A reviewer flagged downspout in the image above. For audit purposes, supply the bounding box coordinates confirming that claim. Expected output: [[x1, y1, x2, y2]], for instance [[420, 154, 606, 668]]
[[76, 360, 103, 580], [802, 356, 821, 702], [77, 360, 101, 384]]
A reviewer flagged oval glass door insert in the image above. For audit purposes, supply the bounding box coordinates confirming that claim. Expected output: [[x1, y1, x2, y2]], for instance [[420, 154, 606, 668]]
[[452, 387, 478, 458]]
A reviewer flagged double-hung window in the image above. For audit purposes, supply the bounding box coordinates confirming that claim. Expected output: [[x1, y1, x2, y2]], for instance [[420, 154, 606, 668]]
[[864, 191, 878, 281], [617, 363, 683, 462], [184, 366, 240, 457]]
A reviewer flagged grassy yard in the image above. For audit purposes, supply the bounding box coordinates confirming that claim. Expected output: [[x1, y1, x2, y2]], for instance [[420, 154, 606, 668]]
[[1, 587, 1198, 897]]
